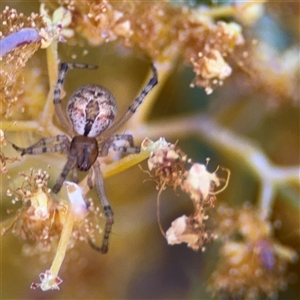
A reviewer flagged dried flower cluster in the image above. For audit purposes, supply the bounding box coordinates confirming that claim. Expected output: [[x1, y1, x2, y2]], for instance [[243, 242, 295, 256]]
[[142, 138, 230, 251], [1, 1, 297, 121], [3, 168, 64, 248], [0, 129, 19, 173], [244, 43, 299, 108], [1, 58, 48, 119], [27, 180, 104, 291], [2, 167, 109, 290], [39, 4, 74, 48], [185, 20, 244, 94], [208, 205, 298, 299], [31, 269, 63, 291], [40, 0, 245, 94], [143, 138, 188, 190], [2, 168, 104, 270], [0, 7, 45, 117]]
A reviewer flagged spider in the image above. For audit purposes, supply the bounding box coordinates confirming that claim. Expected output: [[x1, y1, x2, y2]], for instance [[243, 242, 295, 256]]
[[12, 62, 158, 254]]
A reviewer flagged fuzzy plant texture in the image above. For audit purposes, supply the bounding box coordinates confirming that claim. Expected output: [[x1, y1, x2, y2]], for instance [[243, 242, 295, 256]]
[[0, 1, 299, 299]]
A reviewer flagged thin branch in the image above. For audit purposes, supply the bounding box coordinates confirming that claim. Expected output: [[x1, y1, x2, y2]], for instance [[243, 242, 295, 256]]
[[40, 41, 60, 136]]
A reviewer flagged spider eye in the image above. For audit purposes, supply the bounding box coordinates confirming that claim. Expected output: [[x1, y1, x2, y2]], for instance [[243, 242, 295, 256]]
[[67, 85, 117, 137]]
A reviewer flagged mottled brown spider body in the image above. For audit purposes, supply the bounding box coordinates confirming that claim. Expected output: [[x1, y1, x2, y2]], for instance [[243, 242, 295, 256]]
[[71, 136, 99, 171], [67, 85, 117, 137], [12, 62, 158, 253], [51, 135, 98, 194]]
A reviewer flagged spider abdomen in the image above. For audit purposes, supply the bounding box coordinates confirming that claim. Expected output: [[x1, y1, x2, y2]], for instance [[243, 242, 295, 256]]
[[67, 84, 117, 137]]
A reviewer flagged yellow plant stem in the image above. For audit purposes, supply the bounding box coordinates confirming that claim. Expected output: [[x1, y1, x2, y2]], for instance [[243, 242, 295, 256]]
[[1, 41, 61, 137], [102, 150, 152, 178], [1, 47, 174, 137], [40, 41, 59, 136], [49, 203, 74, 277], [0, 121, 39, 132], [201, 5, 235, 18], [79, 149, 153, 194], [1, 214, 19, 234]]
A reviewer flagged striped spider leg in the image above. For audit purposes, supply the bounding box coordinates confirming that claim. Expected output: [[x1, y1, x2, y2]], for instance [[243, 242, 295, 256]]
[[12, 62, 158, 254]]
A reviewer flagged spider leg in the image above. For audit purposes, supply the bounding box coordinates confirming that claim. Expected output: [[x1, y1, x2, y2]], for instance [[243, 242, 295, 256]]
[[102, 64, 158, 139], [111, 144, 140, 154], [54, 62, 98, 136], [52, 153, 77, 193], [87, 168, 93, 189], [12, 135, 70, 156], [12, 135, 75, 194], [100, 133, 140, 156], [89, 159, 114, 254]]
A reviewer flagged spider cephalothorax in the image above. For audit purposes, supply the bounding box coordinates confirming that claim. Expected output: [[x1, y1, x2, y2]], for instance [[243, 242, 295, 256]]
[[13, 62, 158, 253]]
